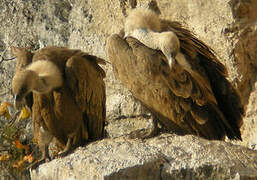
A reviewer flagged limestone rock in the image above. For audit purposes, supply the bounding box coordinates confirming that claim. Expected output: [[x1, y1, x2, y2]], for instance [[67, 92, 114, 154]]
[[30, 134, 257, 180]]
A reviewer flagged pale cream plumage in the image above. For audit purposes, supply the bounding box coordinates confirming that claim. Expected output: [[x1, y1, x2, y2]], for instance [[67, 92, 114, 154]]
[[12, 60, 62, 98], [124, 8, 180, 68]]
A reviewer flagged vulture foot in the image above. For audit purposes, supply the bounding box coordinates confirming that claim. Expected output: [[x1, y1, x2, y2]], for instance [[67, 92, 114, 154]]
[[28, 144, 50, 170], [56, 137, 73, 158]]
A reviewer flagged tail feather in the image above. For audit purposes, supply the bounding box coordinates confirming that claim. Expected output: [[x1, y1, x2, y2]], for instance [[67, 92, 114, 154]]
[[201, 61, 243, 140]]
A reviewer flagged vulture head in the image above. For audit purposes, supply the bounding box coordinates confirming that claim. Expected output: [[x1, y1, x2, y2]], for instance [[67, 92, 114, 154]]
[[12, 70, 36, 109], [158, 31, 180, 68], [124, 8, 180, 69], [12, 60, 62, 110]]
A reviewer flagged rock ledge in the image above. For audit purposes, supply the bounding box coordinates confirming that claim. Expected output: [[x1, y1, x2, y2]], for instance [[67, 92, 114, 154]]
[[31, 134, 257, 180]]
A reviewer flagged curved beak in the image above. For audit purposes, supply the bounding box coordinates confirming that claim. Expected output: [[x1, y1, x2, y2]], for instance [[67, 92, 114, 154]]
[[14, 94, 17, 108], [168, 53, 176, 69], [124, 32, 130, 39], [13, 94, 23, 110]]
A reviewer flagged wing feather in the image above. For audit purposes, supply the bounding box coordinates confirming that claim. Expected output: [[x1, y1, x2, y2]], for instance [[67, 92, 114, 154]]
[[162, 20, 243, 139], [65, 55, 105, 139]]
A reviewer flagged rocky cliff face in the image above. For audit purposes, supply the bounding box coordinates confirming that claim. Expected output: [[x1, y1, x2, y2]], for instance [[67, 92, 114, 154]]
[[0, 0, 256, 179]]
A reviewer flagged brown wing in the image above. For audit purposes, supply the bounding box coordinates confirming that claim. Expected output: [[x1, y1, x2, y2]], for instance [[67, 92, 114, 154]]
[[65, 54, 106, 140], [162, 20, 244, 139], [107, 33, 242, 140]]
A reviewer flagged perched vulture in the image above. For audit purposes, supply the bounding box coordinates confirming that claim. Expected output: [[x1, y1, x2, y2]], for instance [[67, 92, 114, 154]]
[[11, 46, 106, 167], [107, 8, 244, 140]]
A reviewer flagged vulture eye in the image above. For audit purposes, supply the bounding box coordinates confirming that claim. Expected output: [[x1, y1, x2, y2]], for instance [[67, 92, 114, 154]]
[[161, 58, 168, 66]]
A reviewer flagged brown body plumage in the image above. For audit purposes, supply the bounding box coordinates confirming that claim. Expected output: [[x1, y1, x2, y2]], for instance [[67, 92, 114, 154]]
[[11, 46, 106, 167], [107, 8, 244, 140]]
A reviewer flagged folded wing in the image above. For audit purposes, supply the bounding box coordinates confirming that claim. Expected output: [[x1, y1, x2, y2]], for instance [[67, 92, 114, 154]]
[[65, 54, 106, 139]]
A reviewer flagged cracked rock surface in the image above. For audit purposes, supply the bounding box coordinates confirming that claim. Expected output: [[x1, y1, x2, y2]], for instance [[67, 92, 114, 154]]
[[30, 134, 257, 180]]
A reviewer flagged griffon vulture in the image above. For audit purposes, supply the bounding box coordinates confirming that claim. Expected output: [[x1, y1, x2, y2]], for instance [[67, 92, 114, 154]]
[[11, 46, 106, 167], [107, 8, 244, 140]]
